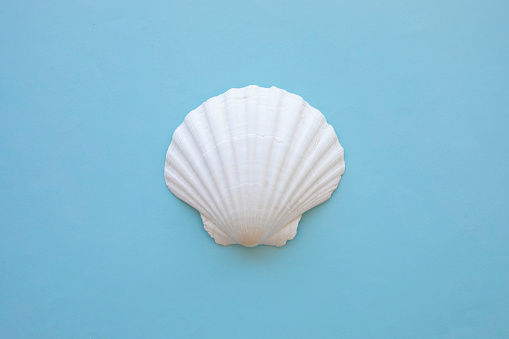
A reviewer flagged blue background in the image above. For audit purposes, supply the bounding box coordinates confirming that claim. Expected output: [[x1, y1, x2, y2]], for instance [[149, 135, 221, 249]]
[[1, 0, 508, 338]]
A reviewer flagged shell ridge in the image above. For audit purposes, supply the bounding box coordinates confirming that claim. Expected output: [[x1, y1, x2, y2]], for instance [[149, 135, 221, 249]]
[[234, 88, 252, 241], [221, 90, 245, 241], [202, 99, 241, 243], [181, 119, 235, 232], [250, 87, 269, 232], [288, 165, 343, 218], [245, 86, 255, 232], [276, 145, 343, 226], [241, 87, 265, 244], [252, 87, 272, 240], [214, 182, 295, 230], [262, 215, 301, 246], [277, 121, 339, 207], [177, 112, 237, 241], [268, 129, 343, 229], [299, 185, 340, 214], [201, 214, 236, 246], [251, 87, 265, 232], [165, 154, 214, 217], [287, 138, 344, 213], [257, 88, 286, 244], [263, 104, 327, 229], [167, 128, 223, 221], [276, 149, 344, 225], [267, 103, 321, 203], [261, 97, 307, 241]]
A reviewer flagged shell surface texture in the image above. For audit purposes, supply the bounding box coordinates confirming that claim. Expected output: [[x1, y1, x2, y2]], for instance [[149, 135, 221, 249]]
[[164, 85, 345, 247]]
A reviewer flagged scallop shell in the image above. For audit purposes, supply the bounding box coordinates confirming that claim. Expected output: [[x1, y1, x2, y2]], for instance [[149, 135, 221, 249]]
[[164, 85, 345, 247]]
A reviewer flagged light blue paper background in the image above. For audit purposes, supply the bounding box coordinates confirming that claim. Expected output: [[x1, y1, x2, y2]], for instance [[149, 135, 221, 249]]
[[1, 1, 508, 338]]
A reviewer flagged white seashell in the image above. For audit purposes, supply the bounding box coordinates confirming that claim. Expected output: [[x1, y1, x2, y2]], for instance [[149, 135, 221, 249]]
[[164, 85, 345, 247]]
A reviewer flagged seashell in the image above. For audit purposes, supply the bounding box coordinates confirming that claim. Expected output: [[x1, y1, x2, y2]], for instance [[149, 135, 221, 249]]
[[164, 85, 345, 247]]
